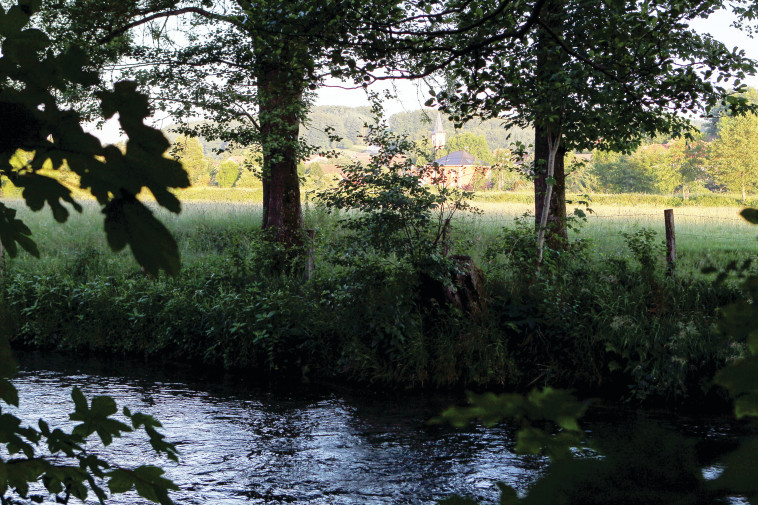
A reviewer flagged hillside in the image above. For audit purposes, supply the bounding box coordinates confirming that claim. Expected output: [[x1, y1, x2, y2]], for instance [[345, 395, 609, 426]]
[[162, 106, 534, 157], [388, 109, 533, 150]]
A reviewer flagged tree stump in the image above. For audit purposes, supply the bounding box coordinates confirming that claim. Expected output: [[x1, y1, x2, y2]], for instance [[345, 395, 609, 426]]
[[419, 255, 485, 315]]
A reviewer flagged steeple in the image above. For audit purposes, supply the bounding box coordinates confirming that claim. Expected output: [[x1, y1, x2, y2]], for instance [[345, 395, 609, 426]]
[[431, 111, 446, 151]]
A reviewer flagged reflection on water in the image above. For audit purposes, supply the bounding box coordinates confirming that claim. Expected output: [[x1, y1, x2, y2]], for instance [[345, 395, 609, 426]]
[[11, 353, 749, 505], [11, 353, 544, 504]]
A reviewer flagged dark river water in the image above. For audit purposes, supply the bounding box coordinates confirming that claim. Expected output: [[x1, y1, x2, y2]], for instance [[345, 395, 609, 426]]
[[11, 353, 546, 505], [7, 352, 750, 505]]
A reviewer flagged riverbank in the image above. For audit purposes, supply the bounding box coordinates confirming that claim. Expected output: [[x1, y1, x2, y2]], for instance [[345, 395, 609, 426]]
[[1, 199, 751, 407]]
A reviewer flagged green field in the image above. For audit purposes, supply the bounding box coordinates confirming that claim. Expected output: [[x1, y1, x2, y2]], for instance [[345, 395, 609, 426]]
[[464, 200, 756, 276], [2, 192, 754, 280]]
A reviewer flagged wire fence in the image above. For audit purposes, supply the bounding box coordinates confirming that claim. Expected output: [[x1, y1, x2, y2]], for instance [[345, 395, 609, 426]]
[[450, 207, 757, 246]]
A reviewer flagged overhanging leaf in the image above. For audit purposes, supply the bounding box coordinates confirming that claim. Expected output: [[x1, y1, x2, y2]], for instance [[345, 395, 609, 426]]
[[17, 172, 81, 222], [106, 469, 134, 494], [0, 5, 29, 36], [714, 356, 758, 397], [103, 197, 181, 276], [0, 202, 39, 258], [740, 208, 758, 225], [711, 439, 758, 502]]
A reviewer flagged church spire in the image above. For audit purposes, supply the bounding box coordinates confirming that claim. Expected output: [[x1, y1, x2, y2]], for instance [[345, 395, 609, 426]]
[[431, 110, 446, 151]]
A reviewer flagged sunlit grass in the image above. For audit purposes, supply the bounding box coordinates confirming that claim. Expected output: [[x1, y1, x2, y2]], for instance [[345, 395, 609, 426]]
[[458, 200, 756, 276], [3, 193, 756, 279]]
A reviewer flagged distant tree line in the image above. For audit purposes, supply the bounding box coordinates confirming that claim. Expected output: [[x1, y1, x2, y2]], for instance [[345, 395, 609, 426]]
[[163, 106, 534, 159], [169, 136, 263, 189], [164, 95, 758, 201], [566, 89, 758, 201]]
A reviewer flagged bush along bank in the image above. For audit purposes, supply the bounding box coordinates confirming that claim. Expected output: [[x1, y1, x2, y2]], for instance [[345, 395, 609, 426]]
[[1, 247, 518, 388], [0, 224, 745, 406]]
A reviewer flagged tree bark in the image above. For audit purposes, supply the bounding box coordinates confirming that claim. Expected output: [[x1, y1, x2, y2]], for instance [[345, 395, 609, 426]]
[[257, 64, 305, 247], [533, 0, 568, 252], [534, 123, 568, 248]]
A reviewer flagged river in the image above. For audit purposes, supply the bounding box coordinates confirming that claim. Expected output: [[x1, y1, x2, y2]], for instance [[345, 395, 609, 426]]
[[8, 352, 750, 505], [10, 352, 549, 504]]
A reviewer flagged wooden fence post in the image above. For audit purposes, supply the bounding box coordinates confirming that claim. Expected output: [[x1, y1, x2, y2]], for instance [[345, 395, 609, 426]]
[[664, 208, 675, 275], [304, 229, 315, 281]]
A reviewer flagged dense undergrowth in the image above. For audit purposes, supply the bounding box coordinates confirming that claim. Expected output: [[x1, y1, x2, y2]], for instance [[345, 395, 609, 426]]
[[1, 216, 747, 406]]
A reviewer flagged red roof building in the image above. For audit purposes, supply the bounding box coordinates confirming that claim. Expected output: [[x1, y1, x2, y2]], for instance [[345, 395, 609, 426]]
[[428, 150, 490, 189]]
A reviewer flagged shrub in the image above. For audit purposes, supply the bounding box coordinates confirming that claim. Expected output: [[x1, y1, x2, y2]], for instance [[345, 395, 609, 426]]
[[216, 159, 241, 188]]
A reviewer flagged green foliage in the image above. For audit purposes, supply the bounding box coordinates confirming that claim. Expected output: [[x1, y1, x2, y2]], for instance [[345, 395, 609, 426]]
[[0, 4, 186, 504], [490, 149, 531, 191], [702, 207, 758, 502], [619, 227, 665, 280], [441, 133, 494, 165], [433, 388, 587, 460], [437, 396, 715, 505], [1, 198, 745, 397], [235, 170, 262, 189], [714, 209, 758, 417], [435, 0, 756, 154], [516, 420, 710, 505], [171, 135, 210, 186], [433, 208, 758, 505], [661, 136, 710, 199], [307, 162, 324, 179], [216, 159, 241, 188], [486, 207, 590, 278], [44, 0, 440, 245], [590, 148, 660, 194], [710, 107, 758, 202], [316, 113, 479, 262], [0, 206, 38, 258], [301, 106, 373, 147], [564, 153, 597, 193]]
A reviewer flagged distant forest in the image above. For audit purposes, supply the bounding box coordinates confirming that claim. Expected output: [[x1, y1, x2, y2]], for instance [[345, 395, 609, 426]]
[[163, 106, 534, 158]]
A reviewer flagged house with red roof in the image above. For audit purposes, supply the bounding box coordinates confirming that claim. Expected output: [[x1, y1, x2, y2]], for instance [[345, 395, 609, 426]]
[[425, 111, 490, 189], [428, 150, 490, 189]]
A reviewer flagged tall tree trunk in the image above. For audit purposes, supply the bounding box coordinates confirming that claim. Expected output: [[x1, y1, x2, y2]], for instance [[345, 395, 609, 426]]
[[257, 64, 305, 247], [533, 0, 568, 253], [534, 124, 568, 249]]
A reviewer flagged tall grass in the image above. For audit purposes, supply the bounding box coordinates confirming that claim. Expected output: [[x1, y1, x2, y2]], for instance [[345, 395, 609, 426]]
[[2, 196, 755, 279], [454, 201, 755, 277]]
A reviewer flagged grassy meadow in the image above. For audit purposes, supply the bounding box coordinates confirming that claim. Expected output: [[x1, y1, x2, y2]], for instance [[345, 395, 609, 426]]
[[463, 199, 756, 277], [2, 190, 754, 279]]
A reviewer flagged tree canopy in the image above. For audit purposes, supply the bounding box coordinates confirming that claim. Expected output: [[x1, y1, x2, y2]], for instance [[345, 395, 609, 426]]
[[711, 107, 758, 202], [442, 133, 494, 164], [19, 0, 758, 255]]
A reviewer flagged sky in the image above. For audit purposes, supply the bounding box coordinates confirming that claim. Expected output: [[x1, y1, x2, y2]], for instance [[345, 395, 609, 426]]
[[86, 7, 758, 144]]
